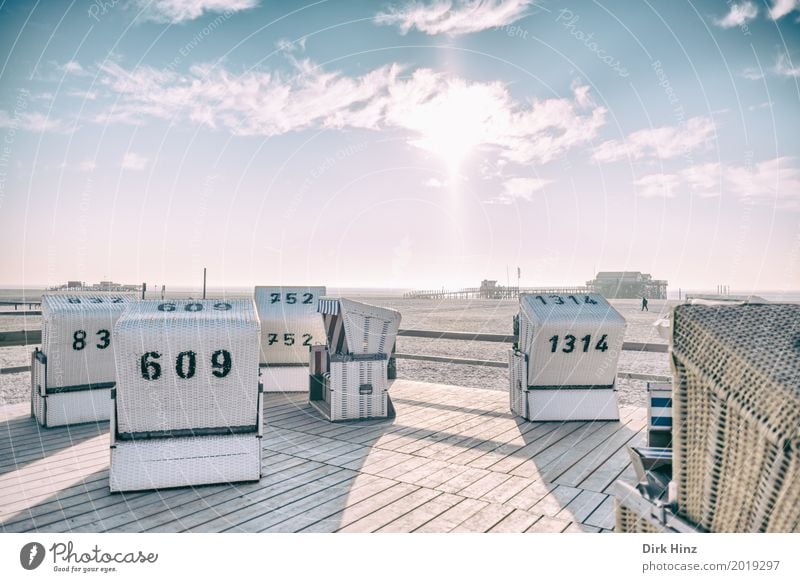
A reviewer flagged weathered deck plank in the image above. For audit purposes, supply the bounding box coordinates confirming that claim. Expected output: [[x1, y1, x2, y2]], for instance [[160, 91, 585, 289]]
[[0, 380, 644, 533]]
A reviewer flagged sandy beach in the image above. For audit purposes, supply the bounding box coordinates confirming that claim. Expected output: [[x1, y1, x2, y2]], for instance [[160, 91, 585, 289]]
[[0, 295, 673, 408]]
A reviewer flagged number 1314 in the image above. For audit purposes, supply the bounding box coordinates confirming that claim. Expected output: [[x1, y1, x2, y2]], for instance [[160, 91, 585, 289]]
[[549, 334, 609, 353]]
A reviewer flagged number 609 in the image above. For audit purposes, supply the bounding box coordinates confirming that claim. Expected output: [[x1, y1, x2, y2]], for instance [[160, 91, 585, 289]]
[[140, 349, 232, 380]]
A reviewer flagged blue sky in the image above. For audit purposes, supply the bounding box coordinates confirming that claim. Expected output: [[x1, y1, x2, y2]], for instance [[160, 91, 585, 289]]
[[0, 0, 799, 291]]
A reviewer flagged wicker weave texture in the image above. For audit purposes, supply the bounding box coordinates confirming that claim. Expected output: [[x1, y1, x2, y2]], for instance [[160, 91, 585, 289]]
[[109, 433, 262, 492], [616, 503, 666, 533], [318, 297, 400, 355], [260, 365, 309, 392], [508, 350, 527, 417], [526, 389, 619, 422], [31, 353, 45, 423], [518, 293, 625, 387], [113, 299, 260, 435], [254, 286, 326, 365], [41, 293, 136, 389], [35, 389, 110, 427], [671, 304, 800, 533], [327, 359, 388, 421], [612, 481, 700, 533]]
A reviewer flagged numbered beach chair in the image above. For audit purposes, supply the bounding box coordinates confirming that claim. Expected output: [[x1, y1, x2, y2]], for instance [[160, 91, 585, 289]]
[[510, 293, 626, 421], [254, 286, 326, 392], [31, 293, 136, 427], [309, 297, 401, 422], [671, 303, 800, 532], [109, 299, 262, 492]]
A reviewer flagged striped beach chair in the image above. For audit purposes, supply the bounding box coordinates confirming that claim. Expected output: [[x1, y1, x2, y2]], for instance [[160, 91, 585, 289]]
[[32, 292, 136, 427], [647, 382, 672, 448], [310, 297, 401, 422]]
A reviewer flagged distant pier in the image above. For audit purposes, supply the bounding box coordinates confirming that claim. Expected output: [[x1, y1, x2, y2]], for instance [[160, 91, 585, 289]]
[[404, 284, 590, 300]]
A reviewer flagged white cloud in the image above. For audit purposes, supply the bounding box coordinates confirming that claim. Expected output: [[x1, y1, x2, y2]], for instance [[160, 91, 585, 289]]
[[592, 117, 715, 163], [748, 101, 773, 111], [376, 0, 532, 36], [424, 177, 446, 188], [680, 162, 722, 196], [768, 0, 799, 20], [774, 53, 800, 77], [487, 176, 550, 204], [79, 159, 97, 172], [742, 53, 800, 80], [90, 60, 605, 167], [0, 110, 68, 133], [121, 152, 148, 170], [714, 2, 758, 28], [635, 157, 800, 208], [63, 61, 84, 74], [68, 90, 98, 100], [741, 67, 765, 80], [726, 157, 800, 207], [634, 173, 681, 198], [133, 0, 258, 23], [276, 37, 307, 53]]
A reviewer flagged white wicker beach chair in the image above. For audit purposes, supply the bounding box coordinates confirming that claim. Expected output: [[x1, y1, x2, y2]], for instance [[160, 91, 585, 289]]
[[31, 293, 137, 427], [511, 293, 626, 421], [309, 297, 401, 421], [671, 303, 800, 532], [109, 299, 262, 492], [254, 286, 326, 392]]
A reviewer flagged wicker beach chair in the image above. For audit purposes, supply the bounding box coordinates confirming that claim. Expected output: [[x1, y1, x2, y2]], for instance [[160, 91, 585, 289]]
[[614, 481, 699, 534], [254, 286, 326, 392], [671, 303, 800, 532], [109, 299, 262, 492], [31, 293, 137, 427], [309, 297, 401, 421], [510, 293, 626, 421]]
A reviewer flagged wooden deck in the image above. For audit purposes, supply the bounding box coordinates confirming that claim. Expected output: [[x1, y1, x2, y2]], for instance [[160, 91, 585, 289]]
[[0, 380, 644, 533]]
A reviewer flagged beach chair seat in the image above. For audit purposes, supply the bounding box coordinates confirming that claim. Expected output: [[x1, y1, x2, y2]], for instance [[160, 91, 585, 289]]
[[109, 299, 262, 492], [510, 293, 625, 421], [671, 303, 800, 532], [309, 348, 390, 421], [309, 298, 400, 421], [254, 286, 326, 392], [31, 292, 136, 427]]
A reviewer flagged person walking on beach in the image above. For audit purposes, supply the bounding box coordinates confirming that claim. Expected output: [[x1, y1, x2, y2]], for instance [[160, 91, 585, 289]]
[[641, 296, 649, 312]]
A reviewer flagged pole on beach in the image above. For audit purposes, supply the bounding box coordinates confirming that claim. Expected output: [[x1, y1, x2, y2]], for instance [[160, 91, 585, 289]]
[[203, 267, 207, 299]]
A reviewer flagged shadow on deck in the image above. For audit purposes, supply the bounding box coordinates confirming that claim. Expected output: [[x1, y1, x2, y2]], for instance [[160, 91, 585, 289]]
[[0, 380, 644, 533]]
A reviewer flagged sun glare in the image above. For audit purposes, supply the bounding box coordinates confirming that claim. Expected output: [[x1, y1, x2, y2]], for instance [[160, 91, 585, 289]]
[[409, 82, 495, 180]]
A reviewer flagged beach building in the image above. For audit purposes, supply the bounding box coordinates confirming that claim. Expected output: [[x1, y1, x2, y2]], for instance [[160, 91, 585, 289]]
[[586, 271, 667, 299], [49, 280, 142, 293]]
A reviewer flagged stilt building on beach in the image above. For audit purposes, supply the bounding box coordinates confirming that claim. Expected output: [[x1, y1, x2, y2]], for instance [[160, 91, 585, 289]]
[[585, 271, 667, 299]]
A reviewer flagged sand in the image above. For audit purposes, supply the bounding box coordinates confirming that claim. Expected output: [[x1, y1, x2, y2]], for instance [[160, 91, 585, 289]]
[[0, 297, 671, 408]]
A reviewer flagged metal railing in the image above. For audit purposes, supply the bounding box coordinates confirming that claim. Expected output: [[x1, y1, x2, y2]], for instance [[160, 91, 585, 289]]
[[0, 327, 671, 382]]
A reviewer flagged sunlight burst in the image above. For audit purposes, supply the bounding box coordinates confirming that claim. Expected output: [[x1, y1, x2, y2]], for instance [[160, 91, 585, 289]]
[[405, 80, 498, 179]]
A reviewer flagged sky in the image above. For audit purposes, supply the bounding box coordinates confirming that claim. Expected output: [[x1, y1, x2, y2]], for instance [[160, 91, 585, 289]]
[[0, 0, 799, 292]]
